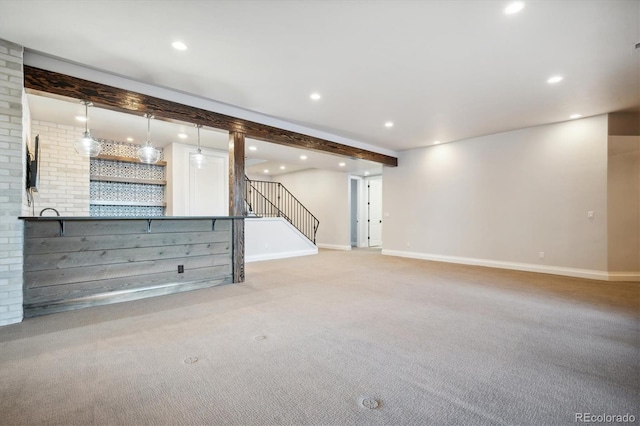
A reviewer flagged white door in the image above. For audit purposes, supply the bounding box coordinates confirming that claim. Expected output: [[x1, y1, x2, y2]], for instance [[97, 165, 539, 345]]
[[189, 153, 226, 215], [350, 178, 358, 247], [368, 177, 382, 246]]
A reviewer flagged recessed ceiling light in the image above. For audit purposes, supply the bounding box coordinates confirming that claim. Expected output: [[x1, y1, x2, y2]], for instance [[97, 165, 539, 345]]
[[172, 41, 188, 51], [263, 169, 269, 174], [280, 165, 286, 170], [384, 121, 394, 128], [547, 75, 563, 84], [570, 114, 582, 119], [310, 92, 321, 101], [75, 115, 88, 122], [339, 162, 346, 167], [364, 171, 370, 176], [434, 140, 441, 145], [126, 137, 134, 142], [178, 133, 188, 139], [300, 155, 307, 160], [504, 1, 525, 15], [249, 146, 257, 151]]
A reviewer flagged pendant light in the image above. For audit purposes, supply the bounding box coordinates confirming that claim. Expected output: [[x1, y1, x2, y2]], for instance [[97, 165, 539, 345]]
[[74, 101, 102, 157], [138, 113, 161, 164], [190, 124, 207, 169]]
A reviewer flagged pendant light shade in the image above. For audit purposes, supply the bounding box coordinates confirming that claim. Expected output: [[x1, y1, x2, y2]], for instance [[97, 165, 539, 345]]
[[138, 113, 161, 164], [190, 124, 207, 169], [74, 101, 102, 157]]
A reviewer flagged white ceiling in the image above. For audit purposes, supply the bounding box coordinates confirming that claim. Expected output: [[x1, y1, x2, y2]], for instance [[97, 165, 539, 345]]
[[1, 0, 639, 156]]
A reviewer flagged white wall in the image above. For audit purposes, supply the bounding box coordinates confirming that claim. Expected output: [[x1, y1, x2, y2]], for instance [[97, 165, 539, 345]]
[[607, 136, 639, 274], [383, 115, 611, 279], [166, 142, 228, 216], [245, 217, 318, 262], [247, 173, 271, 182], [0, 39, 24, 325], [274, 169, 351, 250]]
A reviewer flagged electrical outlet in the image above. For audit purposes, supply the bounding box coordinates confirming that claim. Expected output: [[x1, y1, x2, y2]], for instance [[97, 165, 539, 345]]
[[539, 252, 545, 259], [178, 265, 184, 273]]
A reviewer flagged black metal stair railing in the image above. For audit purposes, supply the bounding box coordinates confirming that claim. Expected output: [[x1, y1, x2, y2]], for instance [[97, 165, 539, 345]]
[[245, 176, 319, 244]]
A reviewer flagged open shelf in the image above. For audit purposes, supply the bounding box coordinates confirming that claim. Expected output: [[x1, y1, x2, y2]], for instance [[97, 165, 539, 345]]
[[94, 154, 167, 166], [90, 175, 166, 185], [90, 200, 166, 207]]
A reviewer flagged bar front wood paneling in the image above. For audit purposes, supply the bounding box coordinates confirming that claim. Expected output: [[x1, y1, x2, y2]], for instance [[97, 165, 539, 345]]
[[24, 65, 398, 167], [20, 217, 238, 318]]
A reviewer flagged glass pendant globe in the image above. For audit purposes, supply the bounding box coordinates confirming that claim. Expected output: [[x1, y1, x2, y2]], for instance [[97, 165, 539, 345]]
[[138, 144, 161, 164], [74, 131, 101, 157], [190, 150, 207, 169]]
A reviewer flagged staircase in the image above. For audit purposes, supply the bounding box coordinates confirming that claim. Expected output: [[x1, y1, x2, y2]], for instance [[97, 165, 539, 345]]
[[245, 176, 319, 244]]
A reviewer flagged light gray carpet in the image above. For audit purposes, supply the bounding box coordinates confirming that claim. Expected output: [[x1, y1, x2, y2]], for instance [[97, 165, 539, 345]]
[[1, 249, 638, 425]]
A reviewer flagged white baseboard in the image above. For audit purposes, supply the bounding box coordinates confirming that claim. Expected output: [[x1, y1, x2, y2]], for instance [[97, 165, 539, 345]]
[[607, 272, 640, 282], [317, 244, 352, 251], [246, 248, 318, 263], [381, 250, 640, 282]]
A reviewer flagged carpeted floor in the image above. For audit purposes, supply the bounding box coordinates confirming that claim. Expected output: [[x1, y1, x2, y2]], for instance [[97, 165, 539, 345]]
[[0, 249, 638, 425]]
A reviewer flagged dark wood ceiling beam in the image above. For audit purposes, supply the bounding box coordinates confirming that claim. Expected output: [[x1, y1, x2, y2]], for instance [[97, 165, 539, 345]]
[[24, 65, 398, 167]]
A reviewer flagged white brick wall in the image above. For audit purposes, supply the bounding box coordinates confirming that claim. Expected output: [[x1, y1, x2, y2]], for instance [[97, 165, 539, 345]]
[[30, 121, 90, 216], [0, 39, 24, 326]]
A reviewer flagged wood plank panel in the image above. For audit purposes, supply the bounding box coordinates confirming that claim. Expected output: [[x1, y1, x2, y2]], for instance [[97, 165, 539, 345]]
[[22, 217, 237, 317], [24, 221, 64, 238], [24, 65, 398, 167], [25, 230, 231, 255], [24, 254, 230, 288], [150, 219, 218, 233], [25, 266, 232, 304], [24, 277, 233, 318], [214, 218, 232, 231], [25, 220, 148, 238], [24, 242, 230, 272]]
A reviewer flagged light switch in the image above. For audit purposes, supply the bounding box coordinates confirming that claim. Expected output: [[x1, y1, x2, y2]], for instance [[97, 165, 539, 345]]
[[384, 212, 390, 217], [587, 211, 594, 220]]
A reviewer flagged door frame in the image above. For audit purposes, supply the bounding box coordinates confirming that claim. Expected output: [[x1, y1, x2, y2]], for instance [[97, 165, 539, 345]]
[[349, 175, 369, 248]]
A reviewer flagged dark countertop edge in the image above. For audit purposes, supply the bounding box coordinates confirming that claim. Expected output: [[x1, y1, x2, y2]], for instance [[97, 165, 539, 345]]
[[19, 216, 247, 221]]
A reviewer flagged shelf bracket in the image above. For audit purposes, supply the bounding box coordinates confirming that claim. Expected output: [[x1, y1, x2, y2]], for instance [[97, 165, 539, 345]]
[[58, 220, 65, 236], [147, 219, 152, 233], [212, 219, 216, 231]]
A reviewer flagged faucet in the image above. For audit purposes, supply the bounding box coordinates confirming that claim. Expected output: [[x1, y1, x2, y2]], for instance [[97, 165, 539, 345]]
[[39, 208, 60, 217]]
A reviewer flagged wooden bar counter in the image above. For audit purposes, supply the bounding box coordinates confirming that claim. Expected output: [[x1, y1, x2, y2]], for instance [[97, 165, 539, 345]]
[[19, 216, 243, 318]]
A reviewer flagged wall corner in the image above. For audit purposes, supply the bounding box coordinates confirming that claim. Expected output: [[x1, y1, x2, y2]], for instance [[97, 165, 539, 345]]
[[0, 38, 25, 325]]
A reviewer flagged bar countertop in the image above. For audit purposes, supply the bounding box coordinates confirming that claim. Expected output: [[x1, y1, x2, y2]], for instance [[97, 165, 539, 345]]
[[19, 216, 246, 221]]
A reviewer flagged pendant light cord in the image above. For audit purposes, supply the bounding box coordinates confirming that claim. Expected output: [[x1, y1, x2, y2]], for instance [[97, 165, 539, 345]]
[[196, 124, 202, 153], [146, 114, 151, 146], [84, 102, 89, 134]]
